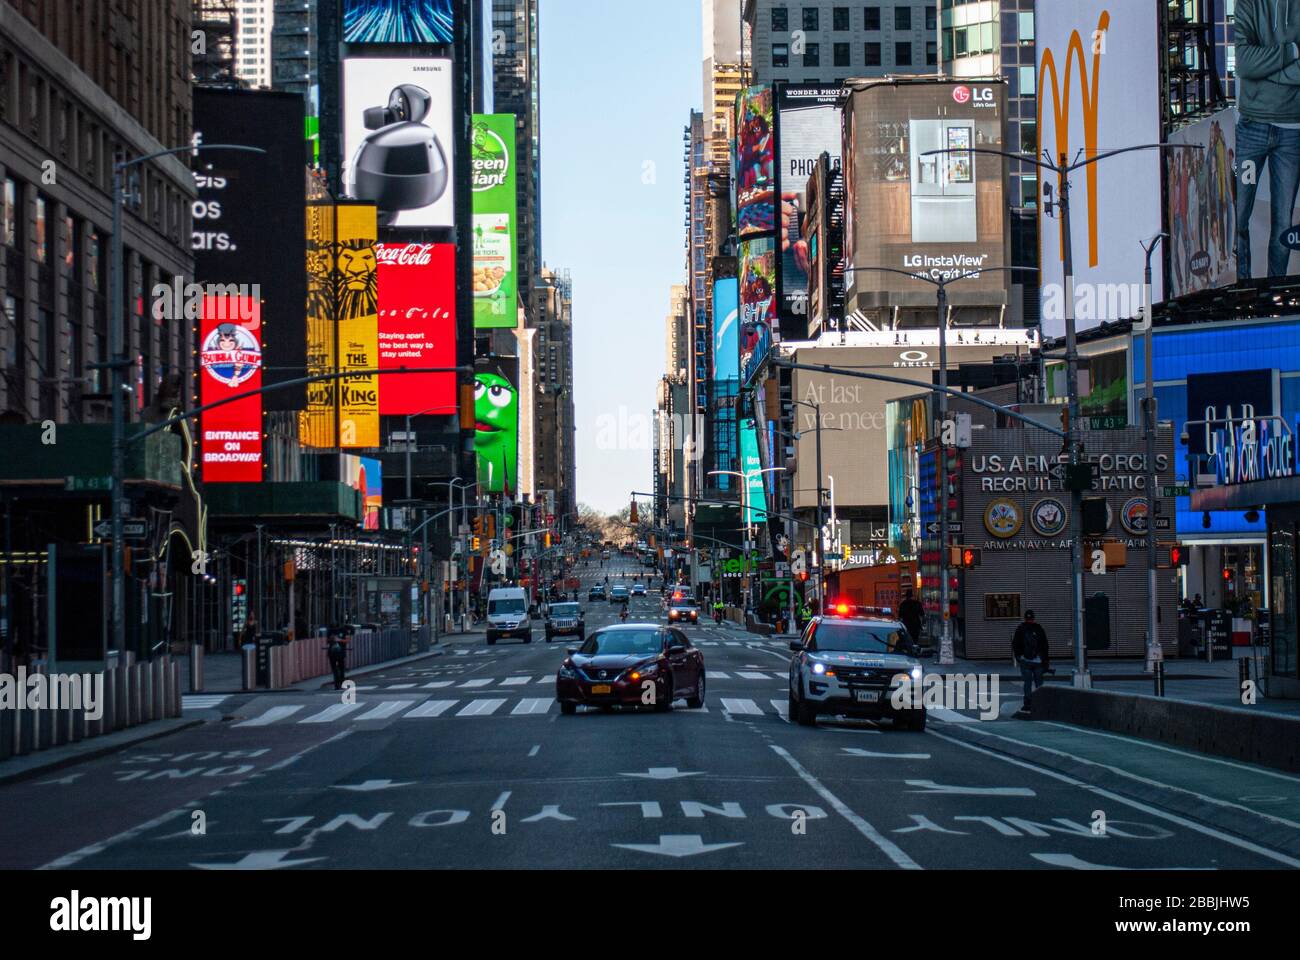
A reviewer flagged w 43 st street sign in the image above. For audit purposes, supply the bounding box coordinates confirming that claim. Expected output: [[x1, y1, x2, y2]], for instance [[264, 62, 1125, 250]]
[[93, 519, 147, 540]]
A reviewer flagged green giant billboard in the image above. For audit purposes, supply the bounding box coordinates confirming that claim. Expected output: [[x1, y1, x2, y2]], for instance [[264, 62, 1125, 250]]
[[472, 114, 518, 329]]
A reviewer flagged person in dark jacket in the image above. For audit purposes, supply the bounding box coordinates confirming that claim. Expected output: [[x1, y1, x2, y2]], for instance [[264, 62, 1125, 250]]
[[898, 590, 924, 645], [326, 625, 348, 690], [1011, 609, 1050, 715]]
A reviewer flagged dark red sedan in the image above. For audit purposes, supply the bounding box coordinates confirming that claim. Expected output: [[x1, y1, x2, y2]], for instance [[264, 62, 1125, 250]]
[[556, 624, 706, 714]]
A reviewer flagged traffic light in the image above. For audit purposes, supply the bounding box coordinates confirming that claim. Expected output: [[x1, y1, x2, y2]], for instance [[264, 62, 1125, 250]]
[[1170, 543, 1187, 567], [471, 536, 481, 551], [949, 546, 981, 568], [544, 532, 552, 548], [1081, 497, 1109, 536], [486, 513, 496, 539], [472, 516, 483, 538], [630, 500, 638, 523]]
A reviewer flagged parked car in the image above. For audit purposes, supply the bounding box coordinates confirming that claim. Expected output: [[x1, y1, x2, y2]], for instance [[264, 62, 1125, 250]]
[[555, 624, 706, 713], [545, 601, 585, 642]]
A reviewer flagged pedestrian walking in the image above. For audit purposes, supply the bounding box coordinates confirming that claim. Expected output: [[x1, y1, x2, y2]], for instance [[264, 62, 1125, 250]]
[[1011, 609, 1050, 716], [898, 590, 924, 645], [326, 625, 348, 691]]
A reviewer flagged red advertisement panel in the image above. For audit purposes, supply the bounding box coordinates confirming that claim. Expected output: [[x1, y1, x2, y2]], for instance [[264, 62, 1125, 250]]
[[200, 297, 263, 482], [376, 241, 457, 415]]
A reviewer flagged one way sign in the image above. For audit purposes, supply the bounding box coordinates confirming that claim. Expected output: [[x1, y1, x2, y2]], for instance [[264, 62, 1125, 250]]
[[94, 519, 147, 540]]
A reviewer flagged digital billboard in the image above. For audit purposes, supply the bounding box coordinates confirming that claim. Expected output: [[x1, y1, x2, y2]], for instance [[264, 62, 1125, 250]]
[[200, 299, 263, 483], [192, 89, 306, 410], [376, 241, 456, 415], [1036, 2, 1162, 336], [739, 417, 768, 525], [842, 79, 1008, 313], [342, 58, 454, 229], [734, 85, 776, 239], [474, 356, 520, 496], [472, 114, 519, 328], [345, 455, 385, 530], [775, 85, 843, 326], [299, 203, 380, 449], [343, 0, 454, 45], [739, 237, 776, 384], [712, 277, 739, 382]]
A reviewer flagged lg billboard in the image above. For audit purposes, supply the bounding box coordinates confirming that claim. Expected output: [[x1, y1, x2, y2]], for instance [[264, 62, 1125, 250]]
[[1036, 2, 1162, 336], [842, 79, 1009, 313], [342, 58, 455, 229]]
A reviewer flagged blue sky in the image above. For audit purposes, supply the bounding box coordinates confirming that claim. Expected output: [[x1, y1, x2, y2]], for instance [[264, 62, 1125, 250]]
[[539, 0, 702, 514]]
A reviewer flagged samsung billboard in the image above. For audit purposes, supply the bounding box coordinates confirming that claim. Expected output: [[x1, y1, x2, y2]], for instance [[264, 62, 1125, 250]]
[[842, 79, 1009, 314]]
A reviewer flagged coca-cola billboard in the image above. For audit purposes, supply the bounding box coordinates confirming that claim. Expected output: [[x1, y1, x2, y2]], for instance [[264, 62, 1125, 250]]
[[377, 241, 457, 415]]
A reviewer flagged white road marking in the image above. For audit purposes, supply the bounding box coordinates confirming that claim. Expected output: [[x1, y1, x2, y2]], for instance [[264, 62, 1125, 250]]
[[768, 744, 921, 870], [456, 698, 506, 717], [458, 678, 493, 688], [721, 698, 763, 716], [928, 708, 978, 724], [403, 699, 458, 718], [355, 700, 416, 721], [235, 705, 304, 727], [182, 695, 228, 709], [770, 699, 789, 718], [491, 790, 511, 811], [501, 676, 532, 686], [927, 729, 1300, 869], [528, 744, 540, 757], [511, 697, 552, 716], [706, 671, 731, 679], [386, 683, 417, 690], [299, 703, 363, 724], [737, 671, 770, 680], [422, 681, 454, 689], [1030, 853, 1211, 871]]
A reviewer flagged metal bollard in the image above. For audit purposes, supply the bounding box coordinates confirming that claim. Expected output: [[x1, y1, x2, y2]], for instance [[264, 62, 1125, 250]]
[[190, 643, 204, 693], [1239, 655, 1251, 686], [1154, 660, 1165, 697], [242, 646, 256, 691]]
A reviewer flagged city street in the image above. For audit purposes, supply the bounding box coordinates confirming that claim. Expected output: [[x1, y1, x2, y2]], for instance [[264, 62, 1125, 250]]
[[2, 556, 1295, 872]]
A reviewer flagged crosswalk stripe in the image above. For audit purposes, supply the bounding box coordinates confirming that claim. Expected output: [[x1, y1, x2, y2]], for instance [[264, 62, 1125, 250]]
[[454, 650, 469, 656], [706, 670, 730, 679], [721, 698, 762, 716], [299, 702, 363, 724], [724, 642, 740, 647], [458, 678, 493, 688], [355, 700, 416, 721], [456, 698, 506, 717], [535, 677, 552, 684], [771, 672, 789, 680], [387, 683, 417, 690], [770, 699, 789, 717], [422, 680, 454, 688], [182, 695, 227, 709], [510, 697, 552, 716], [235, 705, 304, 726], [403, 699, 458, 718], [737, 671, 770, 680], [501, 676, 531, 686]]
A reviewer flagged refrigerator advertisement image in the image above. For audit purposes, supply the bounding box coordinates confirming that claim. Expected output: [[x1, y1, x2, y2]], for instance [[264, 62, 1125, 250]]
[[376, 241, 457, 415], [775, 85, 843, 325], [342, 0, 454, 45], [472, 113, 519, 329], [342, 58, 454, 228]]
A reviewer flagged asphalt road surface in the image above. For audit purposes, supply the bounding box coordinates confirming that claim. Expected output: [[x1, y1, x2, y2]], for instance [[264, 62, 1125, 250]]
[[1, 555, 1296, 870]]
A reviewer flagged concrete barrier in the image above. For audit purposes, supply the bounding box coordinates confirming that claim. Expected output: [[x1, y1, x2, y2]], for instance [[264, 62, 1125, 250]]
[[1034, 685, 1300, 773]]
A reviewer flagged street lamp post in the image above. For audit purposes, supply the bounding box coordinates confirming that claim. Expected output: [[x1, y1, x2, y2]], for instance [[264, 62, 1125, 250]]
[[709, 467, 784, 616], [1140, 233, 1167, 672], [788, 399, 826, 616], [107, 143, 264, 657]]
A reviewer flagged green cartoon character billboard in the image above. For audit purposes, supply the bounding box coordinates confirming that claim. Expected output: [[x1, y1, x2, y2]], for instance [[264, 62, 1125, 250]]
[[474, 357, 519, 494]]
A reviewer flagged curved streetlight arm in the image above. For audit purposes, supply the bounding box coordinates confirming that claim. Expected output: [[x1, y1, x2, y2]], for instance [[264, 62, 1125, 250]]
[[117, 143, 267, 172]]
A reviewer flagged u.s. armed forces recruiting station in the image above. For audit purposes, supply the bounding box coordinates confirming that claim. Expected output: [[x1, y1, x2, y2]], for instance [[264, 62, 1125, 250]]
[[973, 453, 1170, 493]]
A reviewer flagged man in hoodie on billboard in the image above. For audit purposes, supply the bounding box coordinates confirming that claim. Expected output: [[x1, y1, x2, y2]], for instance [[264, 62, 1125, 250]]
[[1235, 0, 1300, 279]]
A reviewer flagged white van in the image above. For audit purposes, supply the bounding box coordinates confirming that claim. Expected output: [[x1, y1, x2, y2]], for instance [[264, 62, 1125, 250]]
[[486, 586, 532, 645]]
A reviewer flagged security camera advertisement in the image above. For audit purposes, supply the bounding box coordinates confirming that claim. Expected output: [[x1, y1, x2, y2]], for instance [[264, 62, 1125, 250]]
[[474, 356, 520, 496], [472, 113, 519, 329], [1166, 105, 1300, 299], [843, 79, 1008, 308], [776, 85, 843, 325], [734, 85, 776, 239], [342, 0, 454, 45], [342, 57, 454, 229]]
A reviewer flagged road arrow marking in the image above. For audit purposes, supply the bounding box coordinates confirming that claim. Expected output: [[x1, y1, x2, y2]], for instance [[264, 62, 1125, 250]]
[[843, 747, 931, 760], [1031, 853, 1212, 871], [905, 780, 1034, 796], [331, 779, 414, 792], [37, 772, 84, 785], [619, 767, 705, 780], [192, 849, 325, 870], [611, 834, 743, 858]]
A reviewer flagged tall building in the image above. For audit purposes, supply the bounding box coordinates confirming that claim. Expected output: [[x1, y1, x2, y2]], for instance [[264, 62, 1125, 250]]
[[533, 266, 576, 520], [939, 0, 1037, 326], [666, 283, 690, 378], [271, 0, 317, 99], [234, 0, 275, 88], [194, 0, 240, 85], [744, 1, 939, 83], [492, 0, 541, 314]]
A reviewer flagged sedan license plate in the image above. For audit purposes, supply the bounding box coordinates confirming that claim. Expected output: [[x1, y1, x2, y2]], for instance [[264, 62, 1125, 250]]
[[590, 684, 611, 694], [853, 689, 880, 703]]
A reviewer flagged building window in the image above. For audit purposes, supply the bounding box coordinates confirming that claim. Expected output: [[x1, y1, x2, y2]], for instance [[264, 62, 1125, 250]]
[[773, 43, 790, 67], [865, 41, 882, 66], [865, 6, 880, 30], [926, 5, 936, 30], [803, 7, 819, 31], [895, 41, 912, 66], [2, 178, 17, 248], [772, 5, 788, 31], [834, 42, 851, 66], [927, 40, 937, 65], [34, 195, 46, 264], [1019, 11, 1034, 41], [804, 42, 820, 67], [1018, 65, 1036, 96], [895, 6, 911, 31], [833, 6, 850, 30], [1021, 120, 1037, 156]]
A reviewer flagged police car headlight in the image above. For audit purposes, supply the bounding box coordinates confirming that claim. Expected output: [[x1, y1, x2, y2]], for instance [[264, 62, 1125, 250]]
[[911, 665, 923, 680], [890, 672, 911, 686], [812, 661, 826, 675]]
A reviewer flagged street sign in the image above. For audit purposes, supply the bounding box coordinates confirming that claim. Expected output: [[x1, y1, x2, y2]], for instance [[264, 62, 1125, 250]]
[[1087, 415, 1127, 430], [926, 521, 962, 535], [93, 519, 147, 540], [1154, 517, 1172, 531], [66, 476, 111, 492], [1162, 485, 1190, 498], [1047, 463, 1067, 482]]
